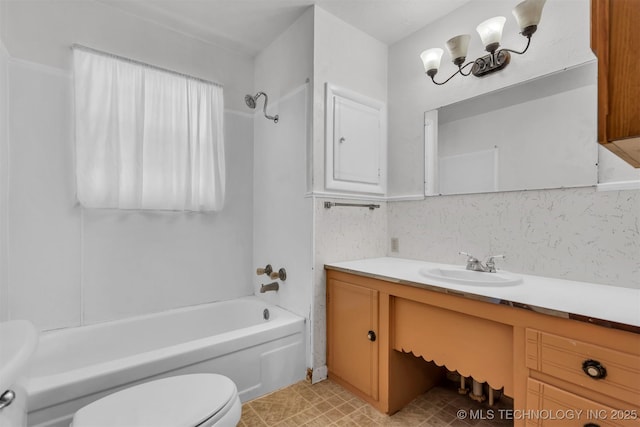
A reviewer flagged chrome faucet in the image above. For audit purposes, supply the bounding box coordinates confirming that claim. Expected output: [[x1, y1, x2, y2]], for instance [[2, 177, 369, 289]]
[[260, 282, 279, 293], [459, 252, 505, 273], [484, 254, 505, 273]]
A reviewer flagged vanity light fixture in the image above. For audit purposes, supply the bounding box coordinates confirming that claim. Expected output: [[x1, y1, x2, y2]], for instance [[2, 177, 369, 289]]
[[420, 0, 546, 85]]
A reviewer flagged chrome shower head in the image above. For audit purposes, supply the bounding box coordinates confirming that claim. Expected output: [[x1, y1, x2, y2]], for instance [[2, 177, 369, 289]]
[[244, 94, 256, 109], [244, 91, 279, 123]]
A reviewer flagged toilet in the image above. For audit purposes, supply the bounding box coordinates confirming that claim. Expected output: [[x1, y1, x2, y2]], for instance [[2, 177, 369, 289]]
[[71, 374, 242, 427]]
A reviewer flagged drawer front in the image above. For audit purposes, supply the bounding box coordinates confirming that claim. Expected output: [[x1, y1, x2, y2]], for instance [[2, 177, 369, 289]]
[[526, 329, 640, 406], [526, 379, 639, 427]]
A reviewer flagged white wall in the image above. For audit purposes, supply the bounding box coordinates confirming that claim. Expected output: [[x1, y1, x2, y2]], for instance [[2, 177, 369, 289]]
[[312, 6, 388, 194], [253, 9, 314, 373], [310, 6, 389, 380], [388, 0, 595, 197], [0, 2, 9, 321], [598, 146, 640, 184], [1, 0, 252, 111], [3, 1, 255, 330]]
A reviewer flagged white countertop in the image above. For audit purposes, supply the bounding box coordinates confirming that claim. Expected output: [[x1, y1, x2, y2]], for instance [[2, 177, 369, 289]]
[[325, 257, 640, 329]]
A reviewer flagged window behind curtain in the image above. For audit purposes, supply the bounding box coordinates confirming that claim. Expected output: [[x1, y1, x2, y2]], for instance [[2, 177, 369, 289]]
[[73, 48, 225, 211]]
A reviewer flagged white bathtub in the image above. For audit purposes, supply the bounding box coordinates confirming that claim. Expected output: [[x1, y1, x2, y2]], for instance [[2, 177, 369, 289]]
[[26, 297, 306, 427]]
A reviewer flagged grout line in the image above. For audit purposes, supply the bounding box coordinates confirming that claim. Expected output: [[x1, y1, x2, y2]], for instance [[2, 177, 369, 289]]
[[80, 207, 85, 326]]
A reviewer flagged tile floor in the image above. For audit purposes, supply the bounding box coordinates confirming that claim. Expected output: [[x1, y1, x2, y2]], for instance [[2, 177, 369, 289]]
[[240, 379, 514, 426]]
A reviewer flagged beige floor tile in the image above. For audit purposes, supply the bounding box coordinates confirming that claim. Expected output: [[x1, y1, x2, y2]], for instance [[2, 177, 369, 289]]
[[306, 414, 337, 426], [335, 401, 359, 416], [239, 406, 267, 426], [242, 379, 513, 427], [248, 390, 310, 425], [325, 393, 349, 408]]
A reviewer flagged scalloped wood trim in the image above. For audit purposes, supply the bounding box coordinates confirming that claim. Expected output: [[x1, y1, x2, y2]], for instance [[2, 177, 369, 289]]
[[393, 298, 513, 396]]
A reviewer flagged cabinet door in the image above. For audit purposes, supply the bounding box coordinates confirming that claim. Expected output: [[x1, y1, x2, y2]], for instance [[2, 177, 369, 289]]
[[327, 278, 379, 400], [592, 0, 640, 167], [325, 83, 387, 194], [333, 96, 381, 185]]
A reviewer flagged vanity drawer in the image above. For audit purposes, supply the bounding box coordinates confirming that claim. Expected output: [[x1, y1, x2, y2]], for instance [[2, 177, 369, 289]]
[[525, 329, 640, 406], [526, 378, 639, 427]]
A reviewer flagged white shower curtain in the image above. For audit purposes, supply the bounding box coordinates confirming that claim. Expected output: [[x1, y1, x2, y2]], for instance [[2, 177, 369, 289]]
[[73, 48, 225, 211]]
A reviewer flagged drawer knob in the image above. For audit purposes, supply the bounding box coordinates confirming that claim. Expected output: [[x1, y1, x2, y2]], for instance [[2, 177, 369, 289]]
[[582, 360, 607, 379], [367, 330, 377, 342], [584, 424, 600, 427]]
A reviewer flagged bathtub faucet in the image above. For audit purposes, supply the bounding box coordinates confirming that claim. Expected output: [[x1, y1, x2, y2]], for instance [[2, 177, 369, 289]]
[[260, 282, 279, 293]]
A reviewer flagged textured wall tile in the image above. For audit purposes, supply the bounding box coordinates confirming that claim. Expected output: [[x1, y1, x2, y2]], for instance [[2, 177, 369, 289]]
[[313, 198, 388, 371], [388, 187, 640, 289]]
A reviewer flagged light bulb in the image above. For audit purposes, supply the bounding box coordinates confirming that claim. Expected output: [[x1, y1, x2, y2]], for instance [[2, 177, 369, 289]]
[[513, 0, 546, 36], [420, 48, 444, 75], [476, 16, 507, 52], [446, 35, 471, 66]]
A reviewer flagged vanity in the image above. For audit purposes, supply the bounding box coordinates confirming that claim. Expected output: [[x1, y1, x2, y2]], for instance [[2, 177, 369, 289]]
[[325, 258, 640, 426]]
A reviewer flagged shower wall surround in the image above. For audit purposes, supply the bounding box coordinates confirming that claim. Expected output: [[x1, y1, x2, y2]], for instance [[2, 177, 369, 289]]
[[0, 31, 8, 322], [2, 0, 255, 330], [252, 8, 314, 373], [388, 187, 640, 289]]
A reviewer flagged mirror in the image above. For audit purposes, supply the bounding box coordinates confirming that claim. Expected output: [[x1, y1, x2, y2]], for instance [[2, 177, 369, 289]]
[[424, 61, 598, 196]]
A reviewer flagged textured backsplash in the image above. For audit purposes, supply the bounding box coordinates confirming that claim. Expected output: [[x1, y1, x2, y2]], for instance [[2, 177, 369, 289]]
[[388, 187, 640, 289]]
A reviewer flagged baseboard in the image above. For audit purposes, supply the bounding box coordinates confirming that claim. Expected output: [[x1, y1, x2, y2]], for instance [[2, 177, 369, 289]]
[[311, 365, 328, 384]]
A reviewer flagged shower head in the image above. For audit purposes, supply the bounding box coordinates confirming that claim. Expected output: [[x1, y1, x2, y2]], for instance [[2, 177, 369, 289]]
[[243, 91, 278, 123], [244, 94, 256, 109]]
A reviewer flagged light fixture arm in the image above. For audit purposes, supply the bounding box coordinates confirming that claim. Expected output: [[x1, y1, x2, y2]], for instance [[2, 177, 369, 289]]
[[499, 34, 532, 56], [428, 59, 480, 85]]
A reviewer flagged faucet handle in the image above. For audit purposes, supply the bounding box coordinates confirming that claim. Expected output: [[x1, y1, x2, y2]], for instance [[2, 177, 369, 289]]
[[484, 255, 505, 272], [459, 251, 478, 261], [269, 268, 287, 281], [256, 264, 273, 276]]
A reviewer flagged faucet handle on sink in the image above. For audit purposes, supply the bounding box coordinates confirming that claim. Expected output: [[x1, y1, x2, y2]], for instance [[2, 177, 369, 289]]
[[459, 251, 478, 261], [485, 255, 505, 273], [459, 252, 484, 271]]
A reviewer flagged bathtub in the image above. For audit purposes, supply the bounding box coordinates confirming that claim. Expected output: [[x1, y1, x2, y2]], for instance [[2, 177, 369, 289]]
[[26, 297, 306, 427]]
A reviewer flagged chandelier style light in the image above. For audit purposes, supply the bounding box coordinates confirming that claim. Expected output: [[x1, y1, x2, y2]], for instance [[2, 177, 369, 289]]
[[420, 0, 546, 85]]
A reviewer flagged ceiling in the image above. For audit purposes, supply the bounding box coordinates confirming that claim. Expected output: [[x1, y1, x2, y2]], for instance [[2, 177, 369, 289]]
[[99, 0, 472, 57]]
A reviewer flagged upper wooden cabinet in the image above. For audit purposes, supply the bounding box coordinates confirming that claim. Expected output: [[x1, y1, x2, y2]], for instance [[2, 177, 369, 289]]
[[591, 0, 640, 167]]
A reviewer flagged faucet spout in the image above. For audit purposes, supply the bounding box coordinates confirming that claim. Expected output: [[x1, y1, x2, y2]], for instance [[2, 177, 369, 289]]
[[459, 251, 486, 272], [260, 282, 279, 293], [459, 251, 505, 273]]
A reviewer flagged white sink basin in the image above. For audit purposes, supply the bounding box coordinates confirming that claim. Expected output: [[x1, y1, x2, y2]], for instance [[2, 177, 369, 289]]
[[419, 266, 522, 286]]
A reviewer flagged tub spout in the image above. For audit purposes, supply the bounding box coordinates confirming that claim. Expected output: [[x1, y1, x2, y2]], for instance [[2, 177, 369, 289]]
[[260, 282, 279, 293]]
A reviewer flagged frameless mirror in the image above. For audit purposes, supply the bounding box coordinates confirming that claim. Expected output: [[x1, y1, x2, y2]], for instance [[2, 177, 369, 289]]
[[424, 61, 598, 196]]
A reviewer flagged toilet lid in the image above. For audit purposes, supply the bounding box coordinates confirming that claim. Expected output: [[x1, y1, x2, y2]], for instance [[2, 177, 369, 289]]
[[72, 374, 237, 427]]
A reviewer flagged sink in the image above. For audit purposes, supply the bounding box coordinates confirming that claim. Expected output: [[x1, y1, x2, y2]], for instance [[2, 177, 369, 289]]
[[419, 266, 522, 286]]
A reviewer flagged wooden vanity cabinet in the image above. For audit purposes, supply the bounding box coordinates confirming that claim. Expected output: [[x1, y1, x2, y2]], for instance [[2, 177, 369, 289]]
[[524, 327, 640, 427], [526, 379, 638, 427], [326, 271, 443, 413], [326, 268, 640, 425]]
